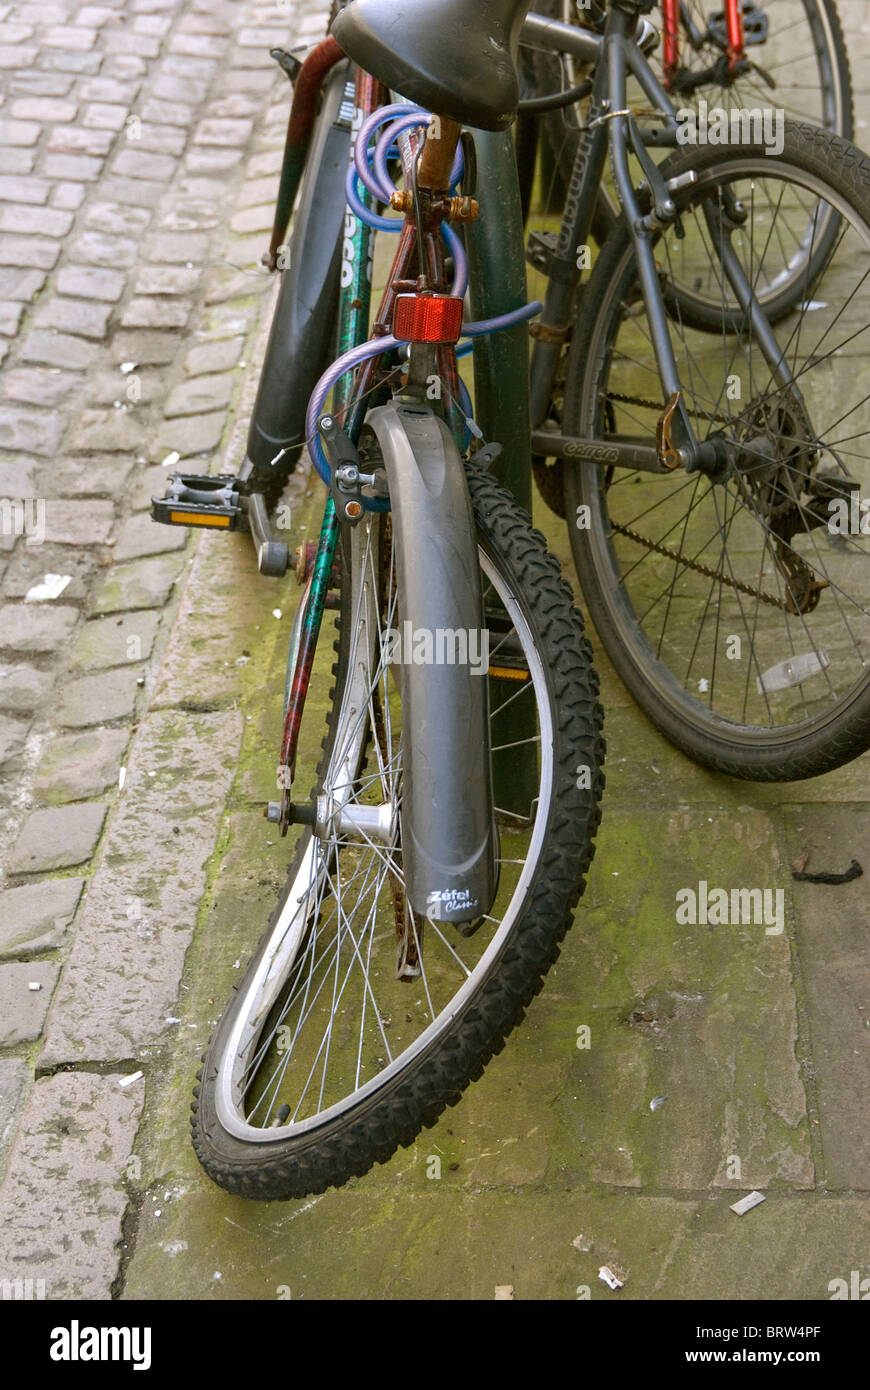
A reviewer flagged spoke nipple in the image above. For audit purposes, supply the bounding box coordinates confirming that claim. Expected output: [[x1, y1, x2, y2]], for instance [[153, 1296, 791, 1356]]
[[390, 190, 413, 213]]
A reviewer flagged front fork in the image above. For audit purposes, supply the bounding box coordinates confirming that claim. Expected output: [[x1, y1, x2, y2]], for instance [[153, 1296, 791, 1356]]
[[661, 0, 747, 88], [725, 0, 747, 76], [277, 67, 382, 828], [276, 84, 472, 817]]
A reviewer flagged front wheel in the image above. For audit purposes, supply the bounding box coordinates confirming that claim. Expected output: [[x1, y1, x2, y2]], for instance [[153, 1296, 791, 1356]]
[[192, 464, 605, 1200]]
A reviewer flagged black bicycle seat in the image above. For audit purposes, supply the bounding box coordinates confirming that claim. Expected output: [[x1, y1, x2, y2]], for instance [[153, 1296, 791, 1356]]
[[331, 0, 533, 131]]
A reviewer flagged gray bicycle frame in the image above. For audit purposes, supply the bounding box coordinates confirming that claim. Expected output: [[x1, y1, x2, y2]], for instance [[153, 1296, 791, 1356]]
[[521, 1, 799, 474]]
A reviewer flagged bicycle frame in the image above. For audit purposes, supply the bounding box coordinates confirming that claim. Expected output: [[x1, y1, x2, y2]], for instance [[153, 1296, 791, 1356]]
[[663, 0, 747, 85], [276, 65, 534, 896], [272, 0, 802, 805], [526, 0, 798, 474]]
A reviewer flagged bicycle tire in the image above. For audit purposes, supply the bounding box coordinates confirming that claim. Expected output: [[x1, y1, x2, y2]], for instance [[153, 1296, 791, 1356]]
[[191, 463, 605, 1199]]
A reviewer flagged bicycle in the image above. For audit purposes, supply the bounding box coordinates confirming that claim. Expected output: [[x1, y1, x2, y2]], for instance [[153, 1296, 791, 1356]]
[[518, 5, 870, 778], [152, 0, 870, 1198], [523, 0, 853, 327], [160, 0, 606, 1201]]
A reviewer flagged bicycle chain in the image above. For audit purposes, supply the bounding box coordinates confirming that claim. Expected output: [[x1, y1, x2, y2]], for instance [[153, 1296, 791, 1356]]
[[610, 519, 785, 609], [604, 390, 733, 429], [602, 392, 792, 611]]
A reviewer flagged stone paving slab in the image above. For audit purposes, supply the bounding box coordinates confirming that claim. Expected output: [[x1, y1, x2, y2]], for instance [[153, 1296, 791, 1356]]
[[56, 663, 143, 726], [34, 724, 129, 801], [0, 1071, 143, 1300], [39, 705, 241, 1064], [0, 960, 58, 1043], [121, 1186, 870, 1302], [0, 1058, 29, 1184], [781, 804, 870, 1191], [90, 551, 187, 614], [8, 801, 106, 873], [69, 608, 160, 672], [0, 876, 83, 957]]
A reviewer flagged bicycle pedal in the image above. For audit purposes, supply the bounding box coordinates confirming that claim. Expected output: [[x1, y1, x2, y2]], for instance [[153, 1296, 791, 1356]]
[[151, 473, 245, 531], [526, 228, 575, 285], [708, 2, 768, 48], [471, 441, 503, 471], [811, 471, 861, 501]]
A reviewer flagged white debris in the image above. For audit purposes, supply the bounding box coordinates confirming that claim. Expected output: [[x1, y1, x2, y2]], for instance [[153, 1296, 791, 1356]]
[[118, 1071, 144, 1088], [650, 1095, 668, 1111], [25, 573, 72, 602], [494, 1285, 514, 1300], [161, 450, 181, 468], [698, 677, 709, 693], [272, 608, 282, 619], [120, 361, 138, 374], [572, 1234, 593, 1252], [598, 1265, 624, 1290], [118, 766, 126, 789], [730, 1191, 766, 1216], [27, 981, 41, 992]]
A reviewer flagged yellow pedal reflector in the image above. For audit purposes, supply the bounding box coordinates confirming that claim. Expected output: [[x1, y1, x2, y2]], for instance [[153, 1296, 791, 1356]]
[[488, 665, 529, 681], [168, 510, 231, 527]]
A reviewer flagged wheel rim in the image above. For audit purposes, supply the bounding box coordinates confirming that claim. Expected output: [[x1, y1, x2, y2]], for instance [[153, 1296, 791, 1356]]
[[570, 156, 870, 742], [214, 514, 555, 1142], [648, 1, 848, 317]]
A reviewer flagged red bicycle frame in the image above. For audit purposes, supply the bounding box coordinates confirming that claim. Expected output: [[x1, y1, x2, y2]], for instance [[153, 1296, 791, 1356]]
[[661, 0, 746, 87]]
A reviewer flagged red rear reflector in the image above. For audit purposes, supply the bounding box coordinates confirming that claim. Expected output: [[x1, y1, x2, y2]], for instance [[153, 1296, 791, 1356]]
[[393, 294, 464, 344]]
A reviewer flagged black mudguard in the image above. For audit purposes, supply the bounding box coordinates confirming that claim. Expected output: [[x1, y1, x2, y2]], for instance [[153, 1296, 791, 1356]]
[[243, 59, 354, 485], [365, 399, 499, 925]]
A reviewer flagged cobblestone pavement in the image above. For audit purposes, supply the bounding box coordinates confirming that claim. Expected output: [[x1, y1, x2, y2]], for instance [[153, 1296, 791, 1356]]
[[0, 0, 869, 1302], [0, 0, 331, 1299]]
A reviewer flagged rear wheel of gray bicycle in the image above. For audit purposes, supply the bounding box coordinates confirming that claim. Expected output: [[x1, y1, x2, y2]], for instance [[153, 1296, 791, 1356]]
[[564, 123, 870, 779]]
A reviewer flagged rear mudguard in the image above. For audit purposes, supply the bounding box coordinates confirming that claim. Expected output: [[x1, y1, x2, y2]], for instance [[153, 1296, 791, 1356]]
[[365, 399, 499, 925], [243, 59, 354, 483]]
